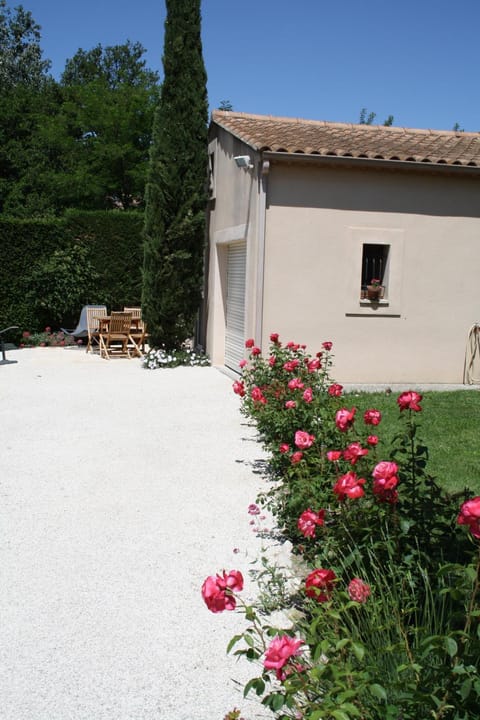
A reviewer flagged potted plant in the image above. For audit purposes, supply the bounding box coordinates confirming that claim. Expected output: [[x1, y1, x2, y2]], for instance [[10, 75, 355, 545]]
[[366, 278, 383, 301]]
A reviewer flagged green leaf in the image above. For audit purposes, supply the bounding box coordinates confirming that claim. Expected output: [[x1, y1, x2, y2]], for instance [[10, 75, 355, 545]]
[[459, 678, 472, 701], [270, 692, 286, 711], [445, 637, 458, 657], [331, 711, 351, 720], [351, 641, 365, 662], [226, 634, 243, 654], [369, 683, 388, 701]]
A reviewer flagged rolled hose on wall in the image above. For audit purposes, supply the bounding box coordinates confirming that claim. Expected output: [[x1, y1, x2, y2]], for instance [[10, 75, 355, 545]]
[[463, 323, 480, 384]]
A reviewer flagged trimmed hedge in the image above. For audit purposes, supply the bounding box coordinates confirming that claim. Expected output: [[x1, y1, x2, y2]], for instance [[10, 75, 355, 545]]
[[0, 211, 144, 341]]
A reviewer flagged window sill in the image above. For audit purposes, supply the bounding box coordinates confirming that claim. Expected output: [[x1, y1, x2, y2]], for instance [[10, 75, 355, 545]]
[[345, 298, 401, 318]]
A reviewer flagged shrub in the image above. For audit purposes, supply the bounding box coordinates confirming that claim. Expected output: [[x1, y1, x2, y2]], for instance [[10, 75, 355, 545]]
[[142, 346, 210, 369]]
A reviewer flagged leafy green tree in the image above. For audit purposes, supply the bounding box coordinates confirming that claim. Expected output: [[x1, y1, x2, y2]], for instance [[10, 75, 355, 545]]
[[0, 0, 51, 89], [142, 0, 208, 349]]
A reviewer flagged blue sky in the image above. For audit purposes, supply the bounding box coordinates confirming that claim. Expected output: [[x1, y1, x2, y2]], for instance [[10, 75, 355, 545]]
[[24, 0, 480, 132]]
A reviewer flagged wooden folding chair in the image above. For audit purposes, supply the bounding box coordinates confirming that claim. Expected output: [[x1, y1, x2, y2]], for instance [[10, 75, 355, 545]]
[[86, 306, 108, 354], [99, 312, 132, 359], [124, 307, 148, 355]]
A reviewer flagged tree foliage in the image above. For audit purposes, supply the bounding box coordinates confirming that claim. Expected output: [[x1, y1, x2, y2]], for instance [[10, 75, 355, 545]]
[[0, 0, 50, 89], [142, 0, 209, 349]]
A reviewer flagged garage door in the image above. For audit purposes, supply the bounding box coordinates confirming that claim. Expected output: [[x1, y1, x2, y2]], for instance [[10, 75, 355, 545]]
[[225, 242, 246, 371]]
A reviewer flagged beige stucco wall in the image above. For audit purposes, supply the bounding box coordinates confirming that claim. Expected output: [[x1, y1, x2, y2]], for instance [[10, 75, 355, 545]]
[[262, 163, 480, 383], [205, 128, 262, 365]]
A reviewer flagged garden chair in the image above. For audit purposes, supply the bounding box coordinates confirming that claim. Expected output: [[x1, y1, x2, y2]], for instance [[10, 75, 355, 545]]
[[124, 306, 148, 354], [99, 312, 132, 359], [86, 306, 108, 353], [62, 305, 107, 344]]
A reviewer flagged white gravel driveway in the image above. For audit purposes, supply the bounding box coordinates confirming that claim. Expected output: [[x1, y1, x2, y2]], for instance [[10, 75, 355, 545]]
[[0, 348, 271, 720]]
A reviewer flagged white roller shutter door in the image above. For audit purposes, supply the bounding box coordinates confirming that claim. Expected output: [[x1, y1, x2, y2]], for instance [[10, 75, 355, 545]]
[[225, 242, 246, 371]]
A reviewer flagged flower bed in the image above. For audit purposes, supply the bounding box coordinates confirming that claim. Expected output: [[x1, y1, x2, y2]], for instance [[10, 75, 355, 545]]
[[19, 328, 79, 348], [203, 334, 480, 720]]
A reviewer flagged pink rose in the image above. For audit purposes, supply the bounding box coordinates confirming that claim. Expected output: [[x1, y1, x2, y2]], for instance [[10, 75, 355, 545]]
[[328, 383, 343, 397], [283, 359, 299, 372], [264, 635, 304, 680], [322, 341, 333, 351], [326, 450, 342, 462], [285, 400, 296, 409], [397, 391, 422, 412], [295, 430, 315, 450], [232, 380, 245, 397], [367, 435, 379, 446], [457, 496, 480, 539], [335, 407, 356, 431], [239, 359, 247, 369], [348, 577, 371, 603], [251, 386, 265, 403], [268, 355, 276, 367], [201, 570, 244, 613], [307, 358, 321, 372], [288, 377, 304, 390], [251, 346, 261, 356], [305, 568, 336, 602], [270, 332, 280, 343], [343, 442, 369, 465], [279, 443, 290, 454], [297, 509, 325, 538], [364, 409, 382, 426], [22, 331, 30, 338], [291, 451, 303, 464], [302, 388, 313, 403], [372, 461, 398, 480], [248, 503, 260, 515], [333, 471, 366, 500], [245, 338, 255, 348]]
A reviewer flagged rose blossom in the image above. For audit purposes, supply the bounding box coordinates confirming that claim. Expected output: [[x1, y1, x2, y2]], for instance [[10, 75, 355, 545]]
[[232, 380, 245, 397], [397, 391, 423, 412], [264, 635, 304, 680], [201, 570, 244, 613], [245, 338, 255, 348], [372, 461, 398, 480], [457, 496, 480, 539], [322, 341, 333, 351], [302, 388, 313, 403], [248, 503, 260, 515], [268, 355, 276, 367], [333, 471, 366, 500], [291, 451, 303, 464], [328, 383, 343, 397], [251, 346, 261, 356], [305, 568, 336, 602], [22, 331, 30, 338], [285, 400, 297, 409], [270, 332, 280, 343], [335, 407, 356, 431], [251, 386, 266, 404], [239, 359, 247, 369], [307, 358, 321, 372], [283, 359, 299, 372], [288, 377, 305, 390], [364, 409, 382, 426], [297, 509, 325, 538], [367, 435, 379, 446], [279, 443, 290, 454], [295, 430, 315, 450], [343, 442, 369, 465], [326, 450, 342, 462], [348, 577, 371, 603]]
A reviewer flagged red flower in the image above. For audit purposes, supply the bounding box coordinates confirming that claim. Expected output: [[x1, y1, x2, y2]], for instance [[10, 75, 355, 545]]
[[322, 341, 333, 351], [302, 387, 313, 403], [279, 443, 290, 454], [45, 326, 51, 333], [326, 450, 342, 462], [270, 332, 280, 343], [348, 577, 371, 603], [294, 430, 315, 450], [307, 358, 321, 372], [245, 338, 255, 348], [367, 435, 379, 446], [264, 635, 304, 680], [343, 442, 369, 465], [251, 386, 266, 404], [372, 461, 399, 501], [22, 331, 30, 338], [283, 359, 299, 372], [328, 383, 343, 397], [333, 471, 366, 500], [268, 355, 276, 366], [232, 380, 245, 397], [291, 451, 303, 464], [251, 346, 261, 356], [201, 570, 244, 613], [305, 568, 336, 602], [297, 509, 325, 538], [335, 407, 356, 431], [457, 496, 480, 539], [364, 409, 382, 426], [239, 359, 247, 369], [288, 377, 304, 390], [372, 461, 398, 480], [397, 391, 422, 412], [285, 400, 296, 409]]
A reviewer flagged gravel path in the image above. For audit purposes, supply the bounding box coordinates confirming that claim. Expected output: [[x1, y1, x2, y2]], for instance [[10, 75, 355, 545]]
[[0, 348, 272, 720]]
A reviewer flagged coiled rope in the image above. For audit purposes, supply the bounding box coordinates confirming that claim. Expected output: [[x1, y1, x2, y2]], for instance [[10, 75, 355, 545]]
[[463, 323, 480, 384]]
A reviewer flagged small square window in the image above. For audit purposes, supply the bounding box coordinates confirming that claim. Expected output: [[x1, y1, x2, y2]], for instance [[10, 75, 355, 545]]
[[360, 244, 389, 299]]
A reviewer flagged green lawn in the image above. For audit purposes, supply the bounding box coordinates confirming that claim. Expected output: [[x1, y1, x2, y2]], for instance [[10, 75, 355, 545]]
[[344, 390, 480, 495]]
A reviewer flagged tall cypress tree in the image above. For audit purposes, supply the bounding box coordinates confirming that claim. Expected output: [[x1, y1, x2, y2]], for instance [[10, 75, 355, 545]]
[[142, 0, 208, 349]]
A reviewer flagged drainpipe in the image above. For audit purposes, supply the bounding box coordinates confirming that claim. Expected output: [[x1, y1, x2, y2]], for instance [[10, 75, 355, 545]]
[[254, 159, 270, 345]]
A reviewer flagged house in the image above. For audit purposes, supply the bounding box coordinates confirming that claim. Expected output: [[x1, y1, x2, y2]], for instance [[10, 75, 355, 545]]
[[203, 111, 480, 383]]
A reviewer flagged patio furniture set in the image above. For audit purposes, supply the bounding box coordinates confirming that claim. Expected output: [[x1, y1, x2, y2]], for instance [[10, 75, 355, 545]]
[[84, 305, 148, 359]]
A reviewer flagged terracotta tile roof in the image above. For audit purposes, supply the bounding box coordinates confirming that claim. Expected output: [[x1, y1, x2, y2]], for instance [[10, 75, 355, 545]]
[[211, 111, 480, 169]]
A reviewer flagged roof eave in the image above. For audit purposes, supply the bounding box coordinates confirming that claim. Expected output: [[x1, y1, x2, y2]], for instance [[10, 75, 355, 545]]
[[262, 151, 480, 176]]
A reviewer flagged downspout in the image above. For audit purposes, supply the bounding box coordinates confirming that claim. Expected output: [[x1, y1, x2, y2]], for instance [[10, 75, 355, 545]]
[[254, 159, 270, 345]]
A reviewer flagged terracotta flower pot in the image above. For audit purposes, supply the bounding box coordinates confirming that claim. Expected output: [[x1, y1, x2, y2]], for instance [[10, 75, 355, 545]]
[[366, 285, 382, 301]]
